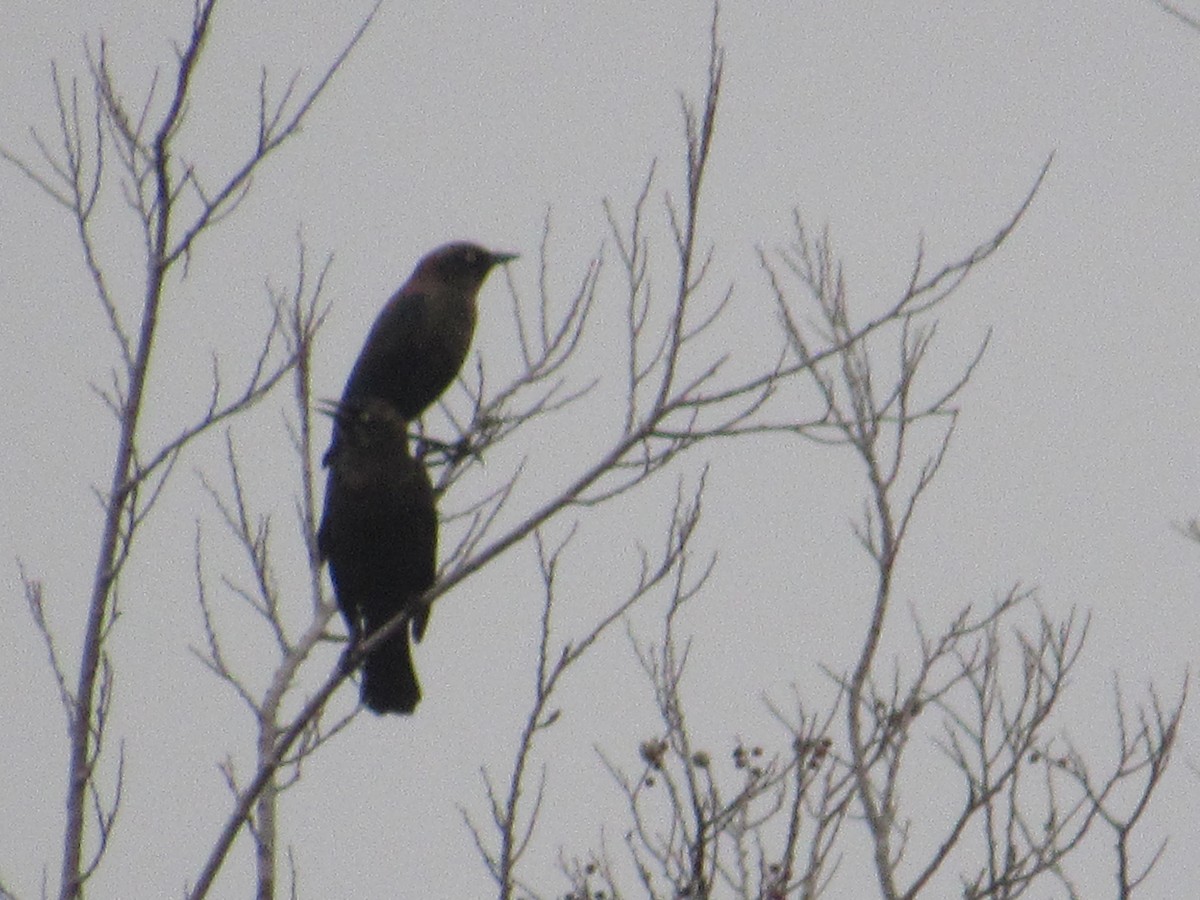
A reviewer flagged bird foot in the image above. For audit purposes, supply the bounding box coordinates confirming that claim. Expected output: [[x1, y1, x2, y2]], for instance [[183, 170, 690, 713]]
[[414, 433, 482, 466], [337, 640, 362, 675]]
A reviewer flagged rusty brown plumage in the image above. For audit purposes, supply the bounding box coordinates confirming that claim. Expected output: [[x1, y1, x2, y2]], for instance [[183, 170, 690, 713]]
[[322, 242, 516, 467], [317, 242, 515, 714]]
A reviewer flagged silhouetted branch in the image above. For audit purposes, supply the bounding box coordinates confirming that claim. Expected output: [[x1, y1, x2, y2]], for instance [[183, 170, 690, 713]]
[[4, 3, 378, 895]]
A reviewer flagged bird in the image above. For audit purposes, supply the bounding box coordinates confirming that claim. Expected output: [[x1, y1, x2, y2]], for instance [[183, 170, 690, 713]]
[[317, 397, 438, 715], [322, 242, 517, 467]]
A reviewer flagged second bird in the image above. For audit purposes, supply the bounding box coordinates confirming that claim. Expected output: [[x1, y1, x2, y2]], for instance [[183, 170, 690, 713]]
[[323, 241, 517, 467], [318, 397, 438, 715]]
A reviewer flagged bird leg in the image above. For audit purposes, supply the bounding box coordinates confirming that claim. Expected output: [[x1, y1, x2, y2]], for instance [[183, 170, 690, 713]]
[[337, 633, 362, 676], [413, 433, 483, 466]]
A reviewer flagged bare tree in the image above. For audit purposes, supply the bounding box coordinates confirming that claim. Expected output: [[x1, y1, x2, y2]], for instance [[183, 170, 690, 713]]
[[3, 2, 378, 897], [191, 242, 340, 900], [549, 129, 1183, 900], [186, 11, 790, 897], [5, 3, 1189, 900]]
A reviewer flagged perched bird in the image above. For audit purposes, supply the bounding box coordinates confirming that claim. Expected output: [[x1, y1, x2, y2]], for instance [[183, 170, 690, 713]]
[[317, 397, 438, 715], [323, 242, 517, 467]]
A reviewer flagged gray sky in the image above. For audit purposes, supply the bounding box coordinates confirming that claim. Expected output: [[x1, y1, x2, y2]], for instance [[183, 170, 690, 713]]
[[2, 1, 1198, 896]]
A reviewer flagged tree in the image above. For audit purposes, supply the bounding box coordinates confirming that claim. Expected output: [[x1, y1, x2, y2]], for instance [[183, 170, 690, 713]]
[[2, 3, 1187, 898], [3, 2, 371, 896]]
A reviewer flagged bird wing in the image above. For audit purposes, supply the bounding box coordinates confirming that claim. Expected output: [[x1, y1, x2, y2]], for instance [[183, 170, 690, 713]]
[[321, 292, 429, 467], [344, 291, 428, 398]]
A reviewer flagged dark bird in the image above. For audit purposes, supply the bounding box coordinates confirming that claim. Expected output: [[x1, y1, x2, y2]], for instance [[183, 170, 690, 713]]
[[317, 398, 438, 715], [323, 242, 517, 467]]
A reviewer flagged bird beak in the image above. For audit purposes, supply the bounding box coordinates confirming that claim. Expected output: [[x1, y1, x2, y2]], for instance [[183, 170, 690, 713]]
[[491, 251, 518, 265]]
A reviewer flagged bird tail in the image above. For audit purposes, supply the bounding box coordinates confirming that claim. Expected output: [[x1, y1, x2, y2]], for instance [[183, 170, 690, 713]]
[[360, 612, 421, 715]]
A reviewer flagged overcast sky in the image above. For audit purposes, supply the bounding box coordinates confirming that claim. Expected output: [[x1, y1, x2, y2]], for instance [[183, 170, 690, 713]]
[[2, 1, 1199, 896]]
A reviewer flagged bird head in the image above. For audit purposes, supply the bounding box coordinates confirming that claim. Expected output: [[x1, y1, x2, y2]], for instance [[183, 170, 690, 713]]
[[412, 242, 517, 289], [317, 397, 409, 448]]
